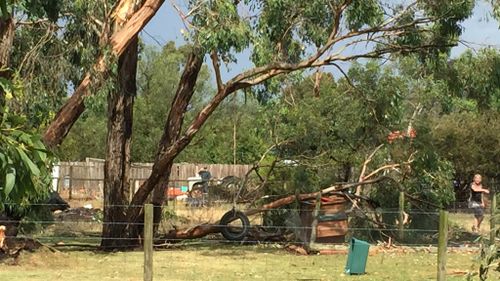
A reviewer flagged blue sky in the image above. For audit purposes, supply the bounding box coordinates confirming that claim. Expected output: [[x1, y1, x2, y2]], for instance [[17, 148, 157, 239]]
[[141, 1, 500, 81]]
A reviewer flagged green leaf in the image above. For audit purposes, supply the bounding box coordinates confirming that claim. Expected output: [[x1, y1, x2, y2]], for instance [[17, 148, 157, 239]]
[[33, 149, 47, 162], [18, 131, 33, 145], [0, 152, 5, 168], [32, 138, 48, 162], [0, 76, 13, 98], [5, 167, 15, 196], [16, 147, 40, 176]]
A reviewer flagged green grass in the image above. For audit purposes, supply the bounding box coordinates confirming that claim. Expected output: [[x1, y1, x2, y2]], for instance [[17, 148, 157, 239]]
[[449, 212, 491, 235], [1, 245, 496, 281], [7, 206, 495, 280]]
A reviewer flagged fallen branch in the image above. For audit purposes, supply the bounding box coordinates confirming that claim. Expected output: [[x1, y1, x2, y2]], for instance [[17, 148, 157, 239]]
[[51, 243, 98, 248], [164, 224, 222, 241], [363, 163, 401, 181], [246, 176, 387, 216], [161, 177, 389, 241], [357, 144, 384, 195]]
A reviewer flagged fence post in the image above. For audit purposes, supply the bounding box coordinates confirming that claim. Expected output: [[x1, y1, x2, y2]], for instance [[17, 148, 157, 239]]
[[68, 164, 73, 200], [144, 204, 153, 281], [399, 191, 405, 240], [309, 192, 322, 248], [490, 179, 497, 245], [437, 209, 448, 281]]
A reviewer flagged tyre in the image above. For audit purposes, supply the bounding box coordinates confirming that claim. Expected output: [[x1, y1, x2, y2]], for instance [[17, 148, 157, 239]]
[[219, 209, 250, 241]]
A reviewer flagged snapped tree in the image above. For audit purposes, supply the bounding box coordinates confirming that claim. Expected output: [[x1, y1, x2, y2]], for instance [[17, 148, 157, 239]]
[[42, 0, 165, 148], [121, 0, 475, 245], [39, 0, 475, 247]]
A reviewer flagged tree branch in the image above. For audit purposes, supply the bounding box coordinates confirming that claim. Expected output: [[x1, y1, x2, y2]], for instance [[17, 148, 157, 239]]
[[127, 1, 462, 229], [245, 176, 388, 216], [43, 0, 165, 147], [210, 50, 224, 91], [359, 144, 384, 182], [151, 34, 456, 185], [161, 176, 391, 242]]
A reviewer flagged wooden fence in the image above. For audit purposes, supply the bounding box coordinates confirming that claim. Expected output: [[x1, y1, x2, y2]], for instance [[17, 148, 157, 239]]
[[53, 158, 252, 200]]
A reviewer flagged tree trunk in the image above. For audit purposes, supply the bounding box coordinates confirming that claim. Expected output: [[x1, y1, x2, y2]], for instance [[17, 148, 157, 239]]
[[0, 17, 14, 68], [342, 163, 352, 182], [126, 52, 203, 239], [101, 37, 138, 250], [43, 0, 165, 148]]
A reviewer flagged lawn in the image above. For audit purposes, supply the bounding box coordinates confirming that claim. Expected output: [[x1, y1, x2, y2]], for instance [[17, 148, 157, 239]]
[[449, 212, 491, 235], [0, 245, 495, 281]]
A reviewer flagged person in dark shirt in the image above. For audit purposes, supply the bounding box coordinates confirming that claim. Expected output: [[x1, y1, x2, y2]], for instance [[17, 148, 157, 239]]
[[469, 174, 489, 233], [198, 167, 211, 193]]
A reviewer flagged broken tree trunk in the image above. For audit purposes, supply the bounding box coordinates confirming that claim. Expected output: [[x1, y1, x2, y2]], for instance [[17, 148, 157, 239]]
[[42, 0, 165, 148], [101, 36, 138, 250]]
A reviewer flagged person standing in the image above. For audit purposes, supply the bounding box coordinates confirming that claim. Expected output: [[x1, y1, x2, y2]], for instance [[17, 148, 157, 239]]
[[198, 167, 212, 206], [198, 166, 212, 193], [469, 174, 490, 233]]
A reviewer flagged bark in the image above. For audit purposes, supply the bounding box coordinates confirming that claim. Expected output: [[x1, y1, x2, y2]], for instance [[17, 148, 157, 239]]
[[0, 17, 14, 68], [164, 224, 222, 241], [100, 37, 138, 250], [42, 75, 91, 147], [126, 52, 203, 238], [43, 0, 165, 148]]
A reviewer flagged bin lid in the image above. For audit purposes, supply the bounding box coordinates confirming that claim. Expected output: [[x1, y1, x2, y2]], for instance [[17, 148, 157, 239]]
[[351, 237, 370, 246]]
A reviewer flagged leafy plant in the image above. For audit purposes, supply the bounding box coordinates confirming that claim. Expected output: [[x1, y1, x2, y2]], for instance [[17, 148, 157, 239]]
[[467, 233, 500, 281], [0, 75, 54, 219]]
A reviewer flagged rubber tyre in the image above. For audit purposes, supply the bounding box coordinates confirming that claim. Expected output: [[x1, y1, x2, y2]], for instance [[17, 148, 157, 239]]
[[220, 210, 250, 241]]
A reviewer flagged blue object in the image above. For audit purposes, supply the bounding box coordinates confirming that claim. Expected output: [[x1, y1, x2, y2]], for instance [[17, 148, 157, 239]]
[[318, 213, 348, 222], [345, 238, 370, 275], [181, 186, 188, 192]]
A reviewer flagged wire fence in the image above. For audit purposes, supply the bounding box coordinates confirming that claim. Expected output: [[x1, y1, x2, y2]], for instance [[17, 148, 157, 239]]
[[1, 203, 493, 247], [1, 201, 497, 280]]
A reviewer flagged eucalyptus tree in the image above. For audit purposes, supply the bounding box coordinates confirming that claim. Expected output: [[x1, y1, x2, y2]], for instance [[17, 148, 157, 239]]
[[14, 0, 475, 246], [10, 1, 113, 128], [428, 49, 500, 185], [0, 0, 60, 221], [59, 43, 267, 164], [0, 0, 61, 117], [42, 0, 165, 147], [112, 0, 476, 245], [1, 1, 150, 250]]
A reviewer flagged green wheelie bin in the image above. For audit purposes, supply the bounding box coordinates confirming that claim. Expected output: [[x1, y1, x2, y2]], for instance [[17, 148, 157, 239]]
[[345, 238, 370, 275]]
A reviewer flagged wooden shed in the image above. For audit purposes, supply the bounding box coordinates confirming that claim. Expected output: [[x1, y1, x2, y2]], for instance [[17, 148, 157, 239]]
[[299, 194, 349, 243]]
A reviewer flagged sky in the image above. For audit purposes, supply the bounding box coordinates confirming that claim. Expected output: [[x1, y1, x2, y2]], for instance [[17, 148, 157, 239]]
[[140, 1, 500, 81]]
